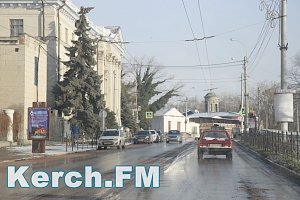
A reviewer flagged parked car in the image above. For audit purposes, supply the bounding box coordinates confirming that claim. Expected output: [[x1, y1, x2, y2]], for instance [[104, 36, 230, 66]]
[[197, 130, 233, 160], [150, 130, 159, 143], [133, 130, 153, 144], [156, 130, 163, 142], [97, 129, 125, 150], [166, 130, 182, 143]]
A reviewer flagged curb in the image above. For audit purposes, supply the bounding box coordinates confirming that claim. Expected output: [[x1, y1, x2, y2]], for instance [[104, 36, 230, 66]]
[[1, 142, 135, 164], [234, 140, 300, 178]]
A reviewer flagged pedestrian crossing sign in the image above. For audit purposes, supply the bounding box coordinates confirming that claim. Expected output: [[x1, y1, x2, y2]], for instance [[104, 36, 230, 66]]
[[146, 111, 153, 119]]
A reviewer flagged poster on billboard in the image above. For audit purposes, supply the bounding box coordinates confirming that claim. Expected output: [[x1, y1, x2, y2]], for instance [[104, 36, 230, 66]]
[[28, 107, 50, 140]]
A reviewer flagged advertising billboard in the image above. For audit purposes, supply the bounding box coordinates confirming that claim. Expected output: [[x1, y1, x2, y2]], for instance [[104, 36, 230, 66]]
[[28, 107, 50, 140]]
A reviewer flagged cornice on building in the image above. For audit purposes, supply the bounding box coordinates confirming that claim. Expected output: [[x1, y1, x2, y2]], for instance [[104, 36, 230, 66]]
[[0, 0, 124, 54]]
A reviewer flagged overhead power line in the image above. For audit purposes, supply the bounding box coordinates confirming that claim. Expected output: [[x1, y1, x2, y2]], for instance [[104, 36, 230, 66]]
[[181, 0, 208, 86], [122, 60, 243, 69], [197, 0, 212, 87]]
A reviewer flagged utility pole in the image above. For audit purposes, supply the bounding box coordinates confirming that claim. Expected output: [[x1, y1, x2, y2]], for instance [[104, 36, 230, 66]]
[[185, 97, 188, 132], [257, 87, 260, 130], [297, 103, 299, 132], [230, 38, 248, 132], [240, 73, 244, 132], [280, 0, 289, 132], [57, 0, 66, 82], [243, 56, 248, 133]]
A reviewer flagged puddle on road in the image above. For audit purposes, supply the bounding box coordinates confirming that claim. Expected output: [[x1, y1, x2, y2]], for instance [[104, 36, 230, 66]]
[[238, 179, 271, 200]]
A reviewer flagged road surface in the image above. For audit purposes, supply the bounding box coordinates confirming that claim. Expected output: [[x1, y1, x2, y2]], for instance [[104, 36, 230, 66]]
[[0, 140, 299, 200]]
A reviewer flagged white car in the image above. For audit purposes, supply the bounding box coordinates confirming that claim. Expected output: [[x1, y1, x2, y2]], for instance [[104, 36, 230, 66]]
[[97, 129, 125, 150], [150, 130, 159, 143]]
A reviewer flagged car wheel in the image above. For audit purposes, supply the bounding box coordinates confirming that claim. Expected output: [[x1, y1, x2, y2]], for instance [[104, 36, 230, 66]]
[[166, 140, 169, 143], [226, 153, 232, 160], [197, 149, 203, 159], [103, 146, 107, 150]]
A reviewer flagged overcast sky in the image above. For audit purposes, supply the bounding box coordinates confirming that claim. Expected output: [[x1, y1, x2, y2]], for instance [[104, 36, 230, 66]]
[[72, 0, 300, 102]]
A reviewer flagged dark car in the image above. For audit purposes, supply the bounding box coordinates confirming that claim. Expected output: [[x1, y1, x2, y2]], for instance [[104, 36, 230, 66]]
[[197, 130, 233, 160], [133, 130, 153, 144], [166, 130, 182, 143]]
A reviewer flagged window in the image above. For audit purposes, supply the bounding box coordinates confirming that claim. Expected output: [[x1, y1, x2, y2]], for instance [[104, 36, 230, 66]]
[[203, 131, 228, 139], [168, 121, 171, 131], [10, 19, 23, 36], [177, 122, 181, 131]]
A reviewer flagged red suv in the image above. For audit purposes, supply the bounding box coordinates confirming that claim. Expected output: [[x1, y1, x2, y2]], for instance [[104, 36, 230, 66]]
[[198, 130, 232, 160]]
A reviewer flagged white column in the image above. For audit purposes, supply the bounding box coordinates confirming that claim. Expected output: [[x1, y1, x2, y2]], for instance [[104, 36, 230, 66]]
[[3, 109, 14, 143]]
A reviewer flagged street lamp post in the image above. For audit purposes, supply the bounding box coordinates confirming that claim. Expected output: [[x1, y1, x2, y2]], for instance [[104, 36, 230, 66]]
[[185, 97, 188, 132], [230, 38, 248, 133], [243, 56, 248, 133]]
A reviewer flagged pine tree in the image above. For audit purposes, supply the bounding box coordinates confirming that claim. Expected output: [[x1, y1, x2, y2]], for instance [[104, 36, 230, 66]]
[[136, 64, 180, 129], [105, 108, 118, 129], [121, 81, 136, 130], [54, 7, 104, 135]]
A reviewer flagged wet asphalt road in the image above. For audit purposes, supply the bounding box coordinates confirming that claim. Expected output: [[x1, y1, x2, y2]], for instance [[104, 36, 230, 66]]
[[0, 140, 300, 200]]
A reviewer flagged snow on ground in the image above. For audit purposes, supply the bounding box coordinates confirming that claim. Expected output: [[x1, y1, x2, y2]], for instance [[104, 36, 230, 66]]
[[6, 143, 96, 156], [6, 141, 133, 157]]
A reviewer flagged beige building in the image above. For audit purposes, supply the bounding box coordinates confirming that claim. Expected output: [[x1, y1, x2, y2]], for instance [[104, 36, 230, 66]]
[[0, 0, 124, 143], [0, 34, 47, 143]]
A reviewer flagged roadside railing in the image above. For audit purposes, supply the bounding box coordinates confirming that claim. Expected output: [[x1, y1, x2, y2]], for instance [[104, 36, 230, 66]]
[[242, 130, 300, 163], [64, 134, 98, 152]]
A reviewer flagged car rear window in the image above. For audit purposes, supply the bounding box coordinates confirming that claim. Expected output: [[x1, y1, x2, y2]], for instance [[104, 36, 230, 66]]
[[102, 130, 119, 136], [169, 130, 180, 134], [203, 131, 228, 139], [137, 131, 149, 135]]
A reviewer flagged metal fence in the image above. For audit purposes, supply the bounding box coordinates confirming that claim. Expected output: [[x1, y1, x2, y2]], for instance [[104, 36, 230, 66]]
[[63, 134, 98, 152], [242, 130, 300, 163]]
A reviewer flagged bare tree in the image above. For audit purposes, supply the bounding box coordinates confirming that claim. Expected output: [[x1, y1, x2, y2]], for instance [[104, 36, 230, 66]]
[[249, 82, 280, 130], [289, 52, 300, 88], [218, 93, 241, 112]]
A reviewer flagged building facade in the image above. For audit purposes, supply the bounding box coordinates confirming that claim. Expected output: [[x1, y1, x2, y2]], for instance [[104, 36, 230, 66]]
[[151, 108, 186, 133], [204, 92, 220, 113], [0, 34, 47, 143], [0, 0, 124, 144]]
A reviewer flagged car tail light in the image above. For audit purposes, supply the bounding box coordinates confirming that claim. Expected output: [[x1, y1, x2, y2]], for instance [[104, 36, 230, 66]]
[[199, 138, 207, 146], [224, 139, 232, 147]]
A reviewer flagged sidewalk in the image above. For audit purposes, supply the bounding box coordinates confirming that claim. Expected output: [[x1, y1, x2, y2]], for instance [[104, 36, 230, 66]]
[[0, 141, 134, 163], [0, 142, 97, 163]]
